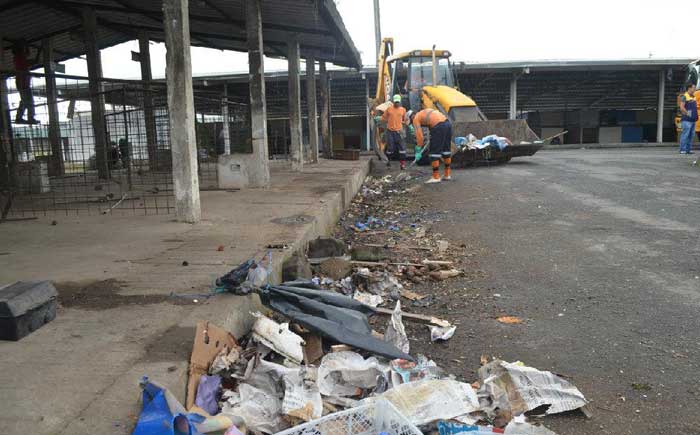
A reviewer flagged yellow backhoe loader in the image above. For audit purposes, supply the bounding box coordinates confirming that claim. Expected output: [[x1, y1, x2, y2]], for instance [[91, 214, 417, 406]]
[[370, 38, 543, 167]]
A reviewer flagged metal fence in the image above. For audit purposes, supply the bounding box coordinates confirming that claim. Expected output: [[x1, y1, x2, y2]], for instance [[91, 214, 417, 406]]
[[0, 72, 248, 217]]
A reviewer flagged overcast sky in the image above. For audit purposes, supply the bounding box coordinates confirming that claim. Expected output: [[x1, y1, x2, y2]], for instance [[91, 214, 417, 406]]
[[58, 0, 699, 79]]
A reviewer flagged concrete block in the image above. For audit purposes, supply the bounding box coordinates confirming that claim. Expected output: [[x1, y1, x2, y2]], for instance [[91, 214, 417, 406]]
[[308, 236, 347, 258], [282, 252, 312, 282], [217, 154, 251, 189], [15, 161, 50, 194]]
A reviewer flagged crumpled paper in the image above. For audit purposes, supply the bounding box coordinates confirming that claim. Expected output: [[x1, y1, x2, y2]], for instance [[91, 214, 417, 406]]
[[317, 351, 387, 396]]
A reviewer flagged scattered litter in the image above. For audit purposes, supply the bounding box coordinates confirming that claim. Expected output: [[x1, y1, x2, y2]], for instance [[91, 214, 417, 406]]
[[430, 324, 457, 341], [384, 301, 410, 354], [368, 379, 480, 426], [133, 377, 203, 435], [400, 288, 427, 301], [368, 271, 403, 299], [390, 355, 440, 385], [226, 383, 286, 433], [260, 285, 412, 360], [210, 347, 240, 375], [217, 245, 225, 251], [281, 366, 322, 421], [195, 374, 221, 416], [317, 351, 387, 396], [497, 316, 523, 324], [479, 360, 588, 422], [353, 290, 384, 307], [437, 240, 449, 252], [275, 399, 421, 435], [187, 321, 239, 410], [430, 269, 462, 281], [251, 312, 305, 365], [216, 258, 255, 294], [504, 415, 559, 434]]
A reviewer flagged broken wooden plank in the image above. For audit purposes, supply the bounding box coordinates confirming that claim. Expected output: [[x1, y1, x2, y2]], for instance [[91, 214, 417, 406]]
[[422, 259, 454, 266], [400, 289, 427, 301], [374, 307, 451, 328], [350, 260, 387, 267]]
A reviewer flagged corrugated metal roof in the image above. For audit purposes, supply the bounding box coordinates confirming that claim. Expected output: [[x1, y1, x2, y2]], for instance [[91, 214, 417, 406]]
[[454, 58, 698, 73], [0, 0, 362, 72]]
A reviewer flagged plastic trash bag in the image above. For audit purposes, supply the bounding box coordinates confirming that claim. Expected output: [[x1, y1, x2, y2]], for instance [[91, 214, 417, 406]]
[[260, 285, 412, 361], [194, 375, 221, 416], [133, 377, 204, 435], [430, 324, 456, 342], [384, 301, 409, 354], [224, 383, 286, 434]]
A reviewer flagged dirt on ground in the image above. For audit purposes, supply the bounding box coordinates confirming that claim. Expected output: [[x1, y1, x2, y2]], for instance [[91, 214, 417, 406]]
[[55, 279, 196, 310], [331, 170, 494, 381]]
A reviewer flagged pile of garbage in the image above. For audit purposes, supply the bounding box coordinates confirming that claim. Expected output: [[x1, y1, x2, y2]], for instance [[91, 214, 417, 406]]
[[132, 174, 590, 435], [133, 308, 589, 435], [455, 134, 513, 151]]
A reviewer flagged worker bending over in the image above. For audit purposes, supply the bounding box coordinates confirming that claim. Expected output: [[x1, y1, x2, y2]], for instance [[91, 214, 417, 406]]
[[411, 109, 453, 183], [379, 94, 409, 169]]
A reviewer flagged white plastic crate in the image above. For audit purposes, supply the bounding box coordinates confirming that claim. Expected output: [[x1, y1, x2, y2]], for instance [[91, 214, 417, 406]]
[[274, 399, 423, 435]]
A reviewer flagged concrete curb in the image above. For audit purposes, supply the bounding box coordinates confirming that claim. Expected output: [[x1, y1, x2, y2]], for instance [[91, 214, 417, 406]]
[[543, 142, 678, 150], [58, 159, 372, 434]]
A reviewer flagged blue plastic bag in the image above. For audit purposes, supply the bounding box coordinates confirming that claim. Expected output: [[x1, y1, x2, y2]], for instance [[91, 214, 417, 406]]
[[133, 377, 204, 435]]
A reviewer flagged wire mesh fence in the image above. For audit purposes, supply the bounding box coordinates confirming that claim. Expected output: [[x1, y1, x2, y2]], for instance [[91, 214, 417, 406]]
[[0, 72, 248, 217]]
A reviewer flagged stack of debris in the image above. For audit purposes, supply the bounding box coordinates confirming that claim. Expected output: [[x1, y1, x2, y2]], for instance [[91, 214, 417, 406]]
[[132, 174, 590, 435]]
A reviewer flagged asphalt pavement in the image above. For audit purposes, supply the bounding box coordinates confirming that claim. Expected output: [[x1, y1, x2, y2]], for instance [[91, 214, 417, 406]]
[[421, 149, 700, 435]]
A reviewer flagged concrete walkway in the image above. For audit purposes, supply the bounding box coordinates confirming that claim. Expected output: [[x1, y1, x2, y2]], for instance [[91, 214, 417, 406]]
[[0, 158, 369, 435]]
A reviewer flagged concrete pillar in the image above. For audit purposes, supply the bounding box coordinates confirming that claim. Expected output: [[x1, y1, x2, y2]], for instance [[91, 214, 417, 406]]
[[163, 0, 201, 223], [246, 0, 270, 187], [138, 32, 158, 171], [287, 40, 303, 171], [82, 8, 109, 179], [42, 38, 63, 176], [657, 69, 665, 143], [221, 85, 231, 155], [319, 62, 332, 158], [509, 73, 517, 120], [305, 58, 319, 164]]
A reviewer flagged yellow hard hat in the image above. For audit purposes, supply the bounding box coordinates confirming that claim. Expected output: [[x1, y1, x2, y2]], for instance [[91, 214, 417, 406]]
[[392, 94, 402, 103]]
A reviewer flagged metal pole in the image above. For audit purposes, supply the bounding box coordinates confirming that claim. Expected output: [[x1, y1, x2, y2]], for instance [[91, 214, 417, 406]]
[[373, 0, 381, 65], [509, 73, 517, 120], [365, 75, 370, 151], [431, 45, 437, 86], [657, 69, 665, 143]]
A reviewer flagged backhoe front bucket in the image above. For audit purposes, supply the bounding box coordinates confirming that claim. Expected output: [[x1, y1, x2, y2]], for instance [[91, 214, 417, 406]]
[[450, 119, 543, 167]]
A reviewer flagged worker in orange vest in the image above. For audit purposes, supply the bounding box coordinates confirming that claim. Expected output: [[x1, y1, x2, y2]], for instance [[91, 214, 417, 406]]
[[379, 94, 409, 169], [410, 109, 453, 183]]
